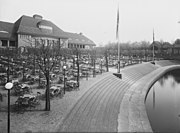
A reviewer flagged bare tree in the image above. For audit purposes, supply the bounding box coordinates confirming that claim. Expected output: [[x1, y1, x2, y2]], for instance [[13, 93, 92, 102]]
[[89, 49, 96, 77], [36, 40, 60, 111], [103, 47, 109, 72], [25, 38, 61, 111]]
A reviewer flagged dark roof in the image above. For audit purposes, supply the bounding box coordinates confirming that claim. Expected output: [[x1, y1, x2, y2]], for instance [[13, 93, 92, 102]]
[[37, 20, 52, 27], [15, 15, 68, 39], [173, 39, 180, 48], [0, 21, 16, 40], [162, 42, 172, 48], [174, 43, 180, 48], [64, 32, 96, 46], [152, 41, 161, 45], [150, 41, 161, 48]]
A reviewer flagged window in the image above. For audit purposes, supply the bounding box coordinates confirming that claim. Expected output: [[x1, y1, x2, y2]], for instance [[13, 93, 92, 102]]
[[20, 34, 31, 39], [57, 41, 60, 45], [9, 41, 16, 47], [52, 40, 55, 45], [55, 40, 57, 45], [37, 39, 40, 44], [34, 39, 38, 45], [49, 40, 53, 45], [46, 40, 49, 46], [42, 39, 45, 45], [1, 40, 8, 47], [83, 45, 85, 49], [39, 25, 53, 30]]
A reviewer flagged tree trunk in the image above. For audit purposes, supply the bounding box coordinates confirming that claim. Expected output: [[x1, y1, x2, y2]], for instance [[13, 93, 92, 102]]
[[172, 47, 174, 56], [73, 58, 75, 69], [77, 61, 80, 86], [93, 59, 96, 77], [91, 58, 93, 66], [76, 54, 80, 87], [105, 52, 109, 72], [32, 54, 35, 75], [45, 70, 50, 111], [38, 69, 41, 86], [22, 62, 25, 82]]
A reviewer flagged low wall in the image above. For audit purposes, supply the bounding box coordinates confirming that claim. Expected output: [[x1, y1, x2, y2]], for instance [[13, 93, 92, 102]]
[[118, 65, 180, 132]]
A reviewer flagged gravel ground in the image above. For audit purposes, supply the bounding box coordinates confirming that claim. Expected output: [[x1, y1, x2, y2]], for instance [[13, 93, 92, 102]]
[[0, 72, 111, 133]]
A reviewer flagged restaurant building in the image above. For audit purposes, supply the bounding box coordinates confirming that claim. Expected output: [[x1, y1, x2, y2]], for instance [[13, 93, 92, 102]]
[[0, 14, 96, 51]]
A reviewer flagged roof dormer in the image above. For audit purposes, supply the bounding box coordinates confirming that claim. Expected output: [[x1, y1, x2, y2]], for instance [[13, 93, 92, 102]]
[[37, 20, 53, 34]]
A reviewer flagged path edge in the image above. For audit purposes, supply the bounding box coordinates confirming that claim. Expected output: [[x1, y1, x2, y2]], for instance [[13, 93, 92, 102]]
[[118, 65, 180, 132]]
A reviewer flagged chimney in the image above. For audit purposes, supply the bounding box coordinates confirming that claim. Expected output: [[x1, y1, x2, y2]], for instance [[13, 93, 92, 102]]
[[79, 32, 83, 35], [33, 14, 43, 20]]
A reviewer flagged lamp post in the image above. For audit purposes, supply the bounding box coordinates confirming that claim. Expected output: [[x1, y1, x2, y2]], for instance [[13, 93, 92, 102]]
[[152, 29, 155, 63], [5, 82, 13, 133], [63, 65, 67, 94]]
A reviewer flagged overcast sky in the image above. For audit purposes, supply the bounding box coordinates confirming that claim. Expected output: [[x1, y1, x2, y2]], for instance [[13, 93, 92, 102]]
[[0, 0, 180, 46]]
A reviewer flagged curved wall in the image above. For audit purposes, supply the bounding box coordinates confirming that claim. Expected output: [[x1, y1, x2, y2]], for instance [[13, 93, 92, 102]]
[[118, 65, 180, 132]]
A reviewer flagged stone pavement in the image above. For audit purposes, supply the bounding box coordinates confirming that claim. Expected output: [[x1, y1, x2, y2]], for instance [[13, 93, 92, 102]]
[[57, 61, 180, 132]]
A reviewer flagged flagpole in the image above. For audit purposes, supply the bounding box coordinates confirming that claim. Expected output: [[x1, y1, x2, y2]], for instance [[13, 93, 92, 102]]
[[113, 3, 122, 79], [117, 38, 120, 73], [116, 5, 120, 73], [153, 29, 155, 62], [113, 4, 122, 79]]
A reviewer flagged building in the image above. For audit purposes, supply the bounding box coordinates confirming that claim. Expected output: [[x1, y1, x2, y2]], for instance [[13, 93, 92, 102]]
[[65, 32, 95, 49], [0, 14, 96, 51], [173, 39, 180, 55], [149, 41, 161, 53], [161, 42, 172, 55]]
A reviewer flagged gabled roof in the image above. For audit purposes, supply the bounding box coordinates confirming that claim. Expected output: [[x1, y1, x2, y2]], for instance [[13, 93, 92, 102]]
[[162, 42, 172, 48], [150, 41, 161, 48], [14, 15, 68, 39], [64, 32, 96, 46], [0, 21, 16, 40], [174, 39, 180, 48], [152, 41, 161, 45]]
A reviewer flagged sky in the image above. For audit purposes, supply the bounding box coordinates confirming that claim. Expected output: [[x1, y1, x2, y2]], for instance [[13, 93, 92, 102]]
[[0, 0, 180, 46]]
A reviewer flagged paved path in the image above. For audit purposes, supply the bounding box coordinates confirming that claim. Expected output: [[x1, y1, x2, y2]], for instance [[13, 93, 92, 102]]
[[154, 60, 180, 67], [58, 61, 179, 132]]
